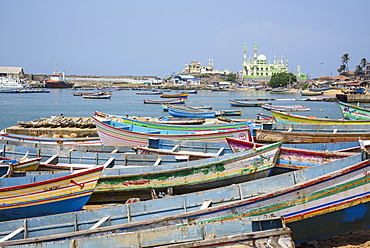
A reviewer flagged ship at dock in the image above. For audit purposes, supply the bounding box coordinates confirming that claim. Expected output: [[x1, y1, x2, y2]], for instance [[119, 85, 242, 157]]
[[40, 68, 73, 88]]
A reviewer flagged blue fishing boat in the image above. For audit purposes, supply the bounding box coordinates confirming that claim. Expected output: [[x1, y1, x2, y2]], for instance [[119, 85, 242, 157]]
[[167, 106, 217, 118], [0, 166, 103, 221]]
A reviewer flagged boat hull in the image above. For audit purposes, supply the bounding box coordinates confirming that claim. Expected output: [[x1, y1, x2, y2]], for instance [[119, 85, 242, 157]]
[[339, 101, 370, 120]]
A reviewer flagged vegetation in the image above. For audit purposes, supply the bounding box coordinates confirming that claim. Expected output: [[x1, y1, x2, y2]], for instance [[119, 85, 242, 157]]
[[268, 72, 297, 88], [354, 58, 367, 77], [302, 82, 308, 90], [338, 54, 351, 75], [225, 73, 237, 82]]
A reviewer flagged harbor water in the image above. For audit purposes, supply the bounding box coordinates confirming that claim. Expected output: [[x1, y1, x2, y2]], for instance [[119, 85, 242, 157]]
[[0, 89, 343, 130]]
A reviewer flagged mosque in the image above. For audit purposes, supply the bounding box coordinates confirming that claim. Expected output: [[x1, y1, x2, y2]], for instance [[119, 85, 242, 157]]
[[241, 43, 305, 80]]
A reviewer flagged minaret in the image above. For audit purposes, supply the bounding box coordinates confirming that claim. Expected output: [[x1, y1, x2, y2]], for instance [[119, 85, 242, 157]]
[[243, 43, 247, 65], [253, 43, 257, 64]]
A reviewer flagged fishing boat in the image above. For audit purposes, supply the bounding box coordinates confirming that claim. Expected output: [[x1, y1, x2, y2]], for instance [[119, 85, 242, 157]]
[[271, 109, 370, 125], [300, 90, 324, 96], [220, 109, 242, 116], [0, 131, 102, 146], [0, 166, 103, 221], [0, 151, 365, 246], [143, 98, 187, 104], [73, 91, 106, 96], [160, 92, 189, 98], [271, 88, 290, 93], [93, 116, 252, 146], [0, 141, 194, 171], [0, 154, 41, 172], [0, 88, 50, 93], [167, 106, 218, 118], [180, 90, 197, 94], [135, 90, 162, 95], [137, 138, 233, 159], [152, 116, 206, 125], [255, 123, 370, 143], [162, 104, 212, 111], [41, 70, 73, 88], [229, 99, 266, 107], [261, 103, 310, 112], [338, 101, 370, 120], [226, 138, 356, 174], [309, 87, 330, 92], [95, 111, 253, 132], [88, 142, 282, 203], [257, 113, 274, 120], [82, 92, 112, 99]]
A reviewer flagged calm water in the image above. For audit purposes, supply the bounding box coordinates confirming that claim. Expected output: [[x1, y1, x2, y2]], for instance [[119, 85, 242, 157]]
[[0, 89, 343, 130]]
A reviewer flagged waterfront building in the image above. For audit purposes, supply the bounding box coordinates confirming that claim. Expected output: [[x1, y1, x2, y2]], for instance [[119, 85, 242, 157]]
[[240, 43, 306, 81], [183, 60, 231, 75], [0, 66, 25, 79]]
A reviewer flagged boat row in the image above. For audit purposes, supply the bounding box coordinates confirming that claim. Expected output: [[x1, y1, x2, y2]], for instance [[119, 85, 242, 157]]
[[2, 104, 370, 246], [0, 136, 369, 246]]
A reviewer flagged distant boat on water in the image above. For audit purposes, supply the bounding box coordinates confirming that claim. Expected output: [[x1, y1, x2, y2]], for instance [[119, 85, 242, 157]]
[[0, 76, 27, 89], [40, 66, 73, 88]]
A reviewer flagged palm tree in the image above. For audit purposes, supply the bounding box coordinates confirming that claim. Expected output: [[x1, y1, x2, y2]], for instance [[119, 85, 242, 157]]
[[360, 58, 367, 70], [341, 54, 351, 75]]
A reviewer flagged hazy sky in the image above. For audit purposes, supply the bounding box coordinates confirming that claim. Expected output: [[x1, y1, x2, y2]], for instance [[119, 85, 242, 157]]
[[1, 0, 369, 79]]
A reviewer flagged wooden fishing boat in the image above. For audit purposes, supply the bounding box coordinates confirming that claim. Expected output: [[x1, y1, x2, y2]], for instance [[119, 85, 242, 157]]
[[162, 104, 212, 111], [220, 109, 242, 116], [135, 90, 162, 95], [0, 166, 103, 221], [137, 138, 233, 160], [0, 151, 365, 246], [0, 141, 194, 171], [338, 101, 370, 120], [309, 87, 330, 92], [89, 142, 281, 202], [229, 99, 266, 107], [226, 138, 356, 174], [160, 93, 189, 98], [271, 88, 290, 93], [153, 116, 206, 125], [261, 103, 310, 112], [271, 109, 370, 125], [257, 113, 274, 120], [167, 107, 217, 118], [143, 98, 187, 104], [300, 90, 324, 96], [82, 92, 112, 99], [93, 116, 252, 146], [95, 111, 252, 132], [73, 91, 106, 96], [0, 154, 41, 172], [180, 90, 197, 94], [0, 131, 102, 145], [256, 123, 370, 143]]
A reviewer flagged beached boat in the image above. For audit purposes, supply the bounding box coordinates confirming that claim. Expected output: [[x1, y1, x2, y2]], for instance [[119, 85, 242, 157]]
[[261, 103, 310, 112], [95, 111, 252, 132], [0, 131, 102, 146], [256, 123, 370, 143], [229, 99, 266, 107], [309, 87, 330, 92], [167, 107, 217, 118], [143, 98, 187, 104], [90, 142, 281, 202], [0, 141, 194, 171], [153, 116, 206, 125], [226, 138, 356, 174], [0, 151, 365, 246], [137, 138, 233, 159], [0, 154, 41, 172], [93, 116, 252, 146], [257, 113, 274, 120], [0, 166, 103, 221], [300, 90, 324, 96], [338, 101, 370, 120], [272, 109, 370, 125], [160, 93, 189, 98]]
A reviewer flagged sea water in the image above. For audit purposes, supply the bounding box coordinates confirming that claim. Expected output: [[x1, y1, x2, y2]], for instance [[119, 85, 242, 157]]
[[0, 89, 343, 130]]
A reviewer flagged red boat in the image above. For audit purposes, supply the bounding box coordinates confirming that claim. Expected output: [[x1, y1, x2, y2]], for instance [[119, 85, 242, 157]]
[[41, 71, 73, 88]]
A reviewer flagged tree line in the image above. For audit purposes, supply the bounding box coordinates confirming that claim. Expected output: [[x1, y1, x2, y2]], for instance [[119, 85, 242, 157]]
[[338, 54, 367, 77]]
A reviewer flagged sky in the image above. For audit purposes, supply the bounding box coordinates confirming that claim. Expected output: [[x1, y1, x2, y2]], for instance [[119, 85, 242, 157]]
[[1, 0, 369, 79]]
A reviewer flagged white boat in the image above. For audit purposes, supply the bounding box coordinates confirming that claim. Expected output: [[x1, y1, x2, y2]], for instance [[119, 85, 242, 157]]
[[0, 77, 27, 89]]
